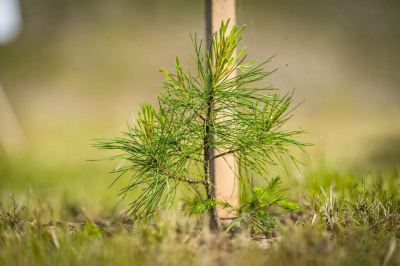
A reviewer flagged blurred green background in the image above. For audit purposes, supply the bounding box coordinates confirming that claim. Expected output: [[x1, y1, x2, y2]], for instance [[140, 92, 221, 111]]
[[1, 0, 399, 218]]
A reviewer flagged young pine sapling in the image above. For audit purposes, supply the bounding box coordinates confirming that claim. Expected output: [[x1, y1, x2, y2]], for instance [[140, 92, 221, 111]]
[[94, 21, 312, 232]]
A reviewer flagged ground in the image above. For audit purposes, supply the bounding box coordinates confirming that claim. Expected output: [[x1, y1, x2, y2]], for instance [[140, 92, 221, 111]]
[[1, 164, 399, 266]]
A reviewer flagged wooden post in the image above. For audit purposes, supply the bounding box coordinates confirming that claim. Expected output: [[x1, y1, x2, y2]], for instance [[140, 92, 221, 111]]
[[205, 0, 238, 223]]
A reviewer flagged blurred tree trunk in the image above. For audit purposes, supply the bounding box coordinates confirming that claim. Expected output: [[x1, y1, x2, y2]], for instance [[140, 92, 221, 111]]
[[0, 83, 26, 156]]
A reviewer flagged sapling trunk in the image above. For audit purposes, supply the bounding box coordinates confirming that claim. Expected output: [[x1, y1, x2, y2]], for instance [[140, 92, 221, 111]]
[[204, 87, 222, 229]]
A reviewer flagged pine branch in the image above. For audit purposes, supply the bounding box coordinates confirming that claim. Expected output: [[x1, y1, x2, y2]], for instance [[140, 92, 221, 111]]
[[152, 158, 208, 185], [210, 148, 240, 162]]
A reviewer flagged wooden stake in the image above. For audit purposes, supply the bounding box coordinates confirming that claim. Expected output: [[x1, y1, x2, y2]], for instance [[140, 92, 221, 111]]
[[205, 0, 238, 224]]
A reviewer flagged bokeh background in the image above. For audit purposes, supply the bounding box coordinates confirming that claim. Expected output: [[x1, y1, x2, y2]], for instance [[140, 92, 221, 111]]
[[1, 0, 399, 216]]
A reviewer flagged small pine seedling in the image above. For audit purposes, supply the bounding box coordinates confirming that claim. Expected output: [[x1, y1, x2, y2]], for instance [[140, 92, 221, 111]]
[[94, 20, 312, 232]]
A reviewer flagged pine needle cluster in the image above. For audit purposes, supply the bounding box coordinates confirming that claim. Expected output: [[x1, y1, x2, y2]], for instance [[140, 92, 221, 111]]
[[94, 20, 312, 232]]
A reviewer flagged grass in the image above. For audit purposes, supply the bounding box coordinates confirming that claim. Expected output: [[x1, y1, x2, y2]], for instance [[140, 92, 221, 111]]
[[1, 161, 399, 266]]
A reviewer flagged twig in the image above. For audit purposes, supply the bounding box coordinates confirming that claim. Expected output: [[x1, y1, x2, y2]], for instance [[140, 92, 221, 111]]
[[220, 217, 240, 220], [10, 194, 23, 214], [370, 214, 398, 229], [191, 184, 203, 200], [152, 158, 208, 185], [210, 148, 240, 162]]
